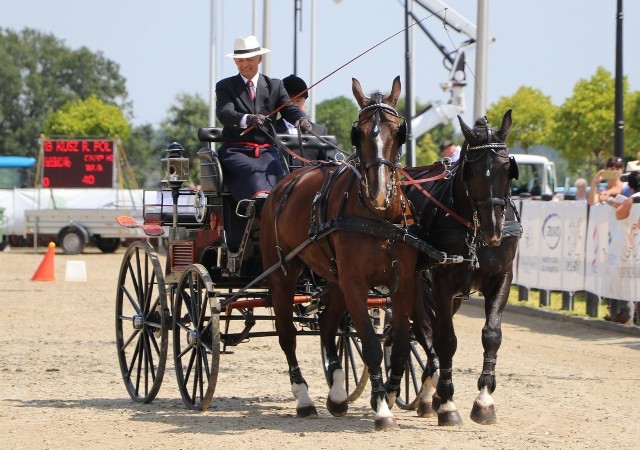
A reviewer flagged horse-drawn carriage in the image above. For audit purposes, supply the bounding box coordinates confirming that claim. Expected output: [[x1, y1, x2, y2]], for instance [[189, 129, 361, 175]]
[[114, 77, 520, 430]]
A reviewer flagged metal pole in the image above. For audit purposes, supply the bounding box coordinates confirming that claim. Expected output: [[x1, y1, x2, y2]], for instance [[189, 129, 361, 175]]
[[310, 0, 317, 122], [262, 0, 271, 74], [209, 0, 217, 126], [614, 0, 624, 158], [404, 0, 415, 167], [293, 0, 298, 74], [252, 0, 258, 36], [473, 0, 489, 121]]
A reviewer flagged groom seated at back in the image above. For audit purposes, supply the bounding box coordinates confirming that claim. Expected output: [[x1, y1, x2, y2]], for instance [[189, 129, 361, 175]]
[[276, 74, 328, 135], [276, 74, 336, 166]]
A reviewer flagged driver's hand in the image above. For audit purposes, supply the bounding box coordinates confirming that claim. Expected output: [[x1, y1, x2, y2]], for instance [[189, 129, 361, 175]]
[[297, 117, 313, 134], [247, 114, 267, 127]]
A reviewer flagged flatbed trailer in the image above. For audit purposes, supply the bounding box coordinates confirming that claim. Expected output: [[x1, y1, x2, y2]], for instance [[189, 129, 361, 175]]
[[24, 207, 144, 254]]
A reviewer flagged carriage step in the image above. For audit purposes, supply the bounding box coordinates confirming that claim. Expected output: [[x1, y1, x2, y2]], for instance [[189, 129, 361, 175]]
[[116, 215, 165, 237]]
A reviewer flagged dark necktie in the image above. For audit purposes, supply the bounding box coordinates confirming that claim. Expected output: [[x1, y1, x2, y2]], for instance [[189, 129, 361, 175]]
[[247, 79, 255, 102]]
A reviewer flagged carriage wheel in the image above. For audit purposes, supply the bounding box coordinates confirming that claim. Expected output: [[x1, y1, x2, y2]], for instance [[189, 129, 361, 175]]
[[321, 313, 369, 403], [115, 241, 168, 403], [172, 264, 221, 411], [382, 311, 428, 410]]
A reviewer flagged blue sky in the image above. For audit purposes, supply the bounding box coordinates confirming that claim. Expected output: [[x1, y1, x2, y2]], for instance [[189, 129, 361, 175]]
[[3, 1, 639, 128]]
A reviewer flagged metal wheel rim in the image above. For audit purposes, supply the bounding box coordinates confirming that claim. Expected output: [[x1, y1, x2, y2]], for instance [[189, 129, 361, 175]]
[[172, 264, 220, 411], [115, 241, 168, 403]]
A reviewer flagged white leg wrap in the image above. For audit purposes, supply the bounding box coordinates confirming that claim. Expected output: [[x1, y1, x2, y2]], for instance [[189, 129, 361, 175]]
[[374, 398, 394, 421], [418, 369, 439, 402], [475, 385, 494, 407], [328, 369, 348, 403], [438, 399, 458, 413], [291, 382, 315, 408]]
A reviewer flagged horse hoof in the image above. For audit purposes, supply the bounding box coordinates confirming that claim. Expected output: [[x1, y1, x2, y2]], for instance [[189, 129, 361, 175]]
[[326, 397, 348, 417], [437, 410, 463, 426], [417, 401, 437, 418], [374, 416, 399, 431], [296, 405, 319, 419], [470, 402, 497, 424]]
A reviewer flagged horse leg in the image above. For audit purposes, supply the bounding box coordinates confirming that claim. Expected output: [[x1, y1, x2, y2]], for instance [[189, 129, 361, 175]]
[[470, 275, 511, 425], [384, 285, 415, 410], [411, 277, 439, 418], [270, 268, 319, 419], [431, 286, 463, 426], [318, 289, 349, 417], [342, 282, 397, 431]]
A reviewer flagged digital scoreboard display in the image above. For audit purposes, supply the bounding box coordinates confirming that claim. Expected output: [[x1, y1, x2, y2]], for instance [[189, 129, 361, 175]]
[[42, 139, 114, 188]]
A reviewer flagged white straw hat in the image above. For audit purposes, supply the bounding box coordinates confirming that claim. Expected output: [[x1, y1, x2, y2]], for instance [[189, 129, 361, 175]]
[[226, 35, 270, 59]]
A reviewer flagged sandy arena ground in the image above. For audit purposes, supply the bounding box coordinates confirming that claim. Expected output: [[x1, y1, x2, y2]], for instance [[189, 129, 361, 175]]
[[1, 245, 639, 449]]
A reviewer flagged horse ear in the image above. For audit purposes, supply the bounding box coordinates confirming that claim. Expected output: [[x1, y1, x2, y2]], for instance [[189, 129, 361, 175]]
[[352, 78, 369, 108], [457, 115, 474, 141], [384, 76, 401, 107], [498, 109, 512, 141]]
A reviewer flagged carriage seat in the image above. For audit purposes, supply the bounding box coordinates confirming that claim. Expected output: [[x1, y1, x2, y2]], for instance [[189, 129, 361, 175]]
[[276, 133, 340, 169], [197, 127, 340, 193], [143, 189, 202, 227], [198, 128, 226, 195]]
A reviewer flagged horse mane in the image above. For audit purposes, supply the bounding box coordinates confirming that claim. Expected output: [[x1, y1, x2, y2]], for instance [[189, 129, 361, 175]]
[[367, 91, 384, 105]]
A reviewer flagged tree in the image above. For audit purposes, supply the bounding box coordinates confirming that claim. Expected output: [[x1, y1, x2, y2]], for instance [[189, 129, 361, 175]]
[[122, 124, 164, 188], [550, 66, 633, 171], [160, 92, 209, 183], [43, 95, 131, 140], [626, 90, 640, 157], [0, 28, 128, 157], [487, 86, 556, 152], [315, 96, 358, 152]]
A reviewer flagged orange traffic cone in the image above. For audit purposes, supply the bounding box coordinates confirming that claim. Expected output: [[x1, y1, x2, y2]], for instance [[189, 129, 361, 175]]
[[32, 242, 56, 281]]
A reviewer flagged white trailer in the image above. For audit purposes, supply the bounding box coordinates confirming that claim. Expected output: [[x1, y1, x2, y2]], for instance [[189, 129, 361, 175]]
[[23, 207, 144, 254], [0, 188, 144, 254]]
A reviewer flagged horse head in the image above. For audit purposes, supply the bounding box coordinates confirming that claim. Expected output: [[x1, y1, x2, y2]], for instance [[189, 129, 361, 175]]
[[458, 109, 514, 246], [351, 76, 406, 210]]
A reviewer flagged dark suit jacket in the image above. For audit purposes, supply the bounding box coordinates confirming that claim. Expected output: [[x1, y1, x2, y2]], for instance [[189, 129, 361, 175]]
[[216, 74, 307, 144], [274, 118, 328, 136]]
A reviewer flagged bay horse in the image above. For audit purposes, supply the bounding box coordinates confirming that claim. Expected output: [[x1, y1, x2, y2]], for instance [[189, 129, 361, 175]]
[[260, 76, 419, 431], [404, 110, 521, 425]]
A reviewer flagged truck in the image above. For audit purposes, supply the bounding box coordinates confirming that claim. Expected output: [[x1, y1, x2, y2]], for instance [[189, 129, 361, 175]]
[[510, 154, 557, 198]]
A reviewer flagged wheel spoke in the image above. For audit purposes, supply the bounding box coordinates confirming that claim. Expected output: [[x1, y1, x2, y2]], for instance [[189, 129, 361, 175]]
[[172, 265, 220, 410], [116, 241, 167, 404]]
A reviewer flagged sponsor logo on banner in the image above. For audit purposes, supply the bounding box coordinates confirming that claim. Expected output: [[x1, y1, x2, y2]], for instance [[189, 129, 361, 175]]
[[542, 213, 561, 250]]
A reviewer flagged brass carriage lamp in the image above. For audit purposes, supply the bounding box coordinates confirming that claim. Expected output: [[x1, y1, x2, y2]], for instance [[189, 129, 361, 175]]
[[161, 142, 189, 189]]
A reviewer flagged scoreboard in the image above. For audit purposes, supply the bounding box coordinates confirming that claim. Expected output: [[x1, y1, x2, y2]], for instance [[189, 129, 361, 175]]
[[42, 139, 115, 188]]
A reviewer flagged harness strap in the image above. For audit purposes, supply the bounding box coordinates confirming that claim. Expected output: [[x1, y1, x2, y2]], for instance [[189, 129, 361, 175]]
[[309, 215, 455, 264], [398, 166, 474, 232]]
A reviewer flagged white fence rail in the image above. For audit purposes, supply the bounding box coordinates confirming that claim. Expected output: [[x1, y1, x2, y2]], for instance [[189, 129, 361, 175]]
[[516, 199, 640, 302]]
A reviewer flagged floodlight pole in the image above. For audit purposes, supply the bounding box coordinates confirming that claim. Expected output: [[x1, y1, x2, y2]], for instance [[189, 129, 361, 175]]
[[614, 0, 624, 158], [209, 0, 217, 126], [404, 0, 416, 167], [473, 0, 489, 121]]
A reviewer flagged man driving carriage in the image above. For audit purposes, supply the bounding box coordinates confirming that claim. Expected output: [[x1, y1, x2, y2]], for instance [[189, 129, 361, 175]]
[[215, 35, 313, 202]]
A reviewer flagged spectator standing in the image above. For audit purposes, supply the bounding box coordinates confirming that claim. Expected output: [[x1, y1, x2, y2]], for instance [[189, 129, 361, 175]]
[[625, 149, 640, 172], [574, 178, 588, 200], [588, 156, 624, 205], [604, 170, 640, 325], [439, 140, 461, 163]]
